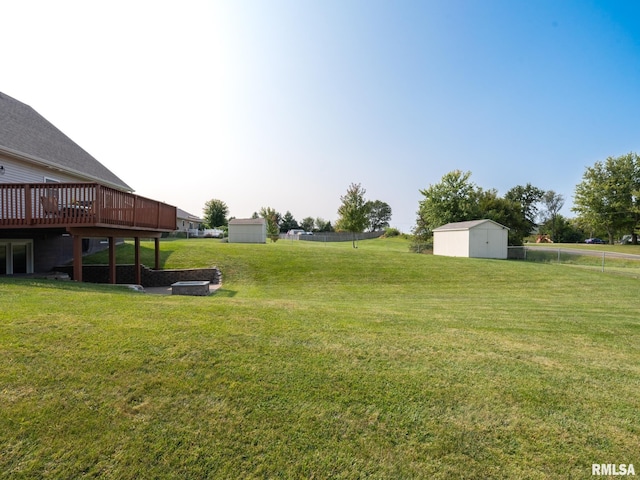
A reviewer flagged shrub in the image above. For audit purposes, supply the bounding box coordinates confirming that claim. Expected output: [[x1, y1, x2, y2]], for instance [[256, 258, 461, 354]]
[[384, 227, 401, 237]]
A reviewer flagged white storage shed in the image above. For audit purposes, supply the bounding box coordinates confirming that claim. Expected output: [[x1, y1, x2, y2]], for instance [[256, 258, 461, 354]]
[[228, 218, 267, 244], [433, 219, 509, 259]]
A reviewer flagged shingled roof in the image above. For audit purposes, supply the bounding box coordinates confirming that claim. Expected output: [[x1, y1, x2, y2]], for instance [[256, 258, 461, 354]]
[[0, 91, 132, 191], [433, 219, 509, 231]]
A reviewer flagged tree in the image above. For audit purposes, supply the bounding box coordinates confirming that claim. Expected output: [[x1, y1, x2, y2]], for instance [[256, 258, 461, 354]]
[[315, 217, 333, 232], [539, 214, 585, 243], [416, 170, 480, 233], [300, 217, 315, 232], [539, 190, 564, 243], [366, 200, 392, 231], [202, 199, 229, 228], [335, 183, 370, 248], [573, 153, 640, 244], [478, 189, 529, 245], [259, 206, 281, 241], [504, 183, 545, 236], [280, 211, 299, 233]]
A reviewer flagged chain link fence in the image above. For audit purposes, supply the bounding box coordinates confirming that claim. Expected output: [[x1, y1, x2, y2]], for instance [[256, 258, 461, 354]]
[[508, 246, 640, 277]]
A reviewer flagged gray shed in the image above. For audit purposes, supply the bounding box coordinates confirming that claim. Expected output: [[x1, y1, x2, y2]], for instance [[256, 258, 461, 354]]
[[433, 219, 509, 259], [228, 218, 267, 243]]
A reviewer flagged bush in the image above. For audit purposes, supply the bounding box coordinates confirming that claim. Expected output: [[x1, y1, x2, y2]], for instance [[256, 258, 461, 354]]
[[384, 227, 401, 237]]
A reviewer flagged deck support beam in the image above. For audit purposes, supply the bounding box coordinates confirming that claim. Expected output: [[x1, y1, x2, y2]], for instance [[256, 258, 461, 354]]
[[155, 238, 160, 270], [64, 227, 164, 284], [108, 237, 116, 284], [134, 237, 141, 285], [73, 235, 83, 282]]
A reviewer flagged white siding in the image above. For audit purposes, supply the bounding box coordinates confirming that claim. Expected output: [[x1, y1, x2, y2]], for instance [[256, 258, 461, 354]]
[[434, 220, 508, 259], [433, 230, 470, 257], [228, 221, 267, 243], [0, 154, 87, 184]]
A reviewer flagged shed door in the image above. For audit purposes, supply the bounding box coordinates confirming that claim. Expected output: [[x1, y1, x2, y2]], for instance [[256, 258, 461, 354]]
[[479, 229, 490, 257]]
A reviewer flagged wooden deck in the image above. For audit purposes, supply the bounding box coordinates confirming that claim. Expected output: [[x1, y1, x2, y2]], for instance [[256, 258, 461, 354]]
[[0, 182, 176, 232]]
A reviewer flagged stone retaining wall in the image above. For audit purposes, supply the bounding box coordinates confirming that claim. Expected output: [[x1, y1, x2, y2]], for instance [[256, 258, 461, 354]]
[[54, 264, 221, 287]]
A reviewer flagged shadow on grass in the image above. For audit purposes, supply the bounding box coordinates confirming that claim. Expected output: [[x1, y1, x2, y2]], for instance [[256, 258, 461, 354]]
[[0, 277, 127, 292]]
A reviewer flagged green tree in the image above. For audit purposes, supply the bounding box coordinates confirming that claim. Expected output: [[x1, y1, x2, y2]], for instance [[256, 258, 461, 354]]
[[315, 217, 333, 232], [539, 190, 564, 243], [366, 200, 392, 232], [335, 183, 370, 248], [478, 189, 529, 245], [300, 217, 315, 232], [573, 153, 640, 244], [539, 214, 585, 243], [259, 207, 281, 241], [504, 183, 545, 236], [202, 199, 229, 228], [416, 170, 480, 233], [280, 211, 299, 233]]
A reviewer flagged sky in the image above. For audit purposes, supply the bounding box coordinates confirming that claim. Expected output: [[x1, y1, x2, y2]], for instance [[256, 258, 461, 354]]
[[3, 0, 640, 232]]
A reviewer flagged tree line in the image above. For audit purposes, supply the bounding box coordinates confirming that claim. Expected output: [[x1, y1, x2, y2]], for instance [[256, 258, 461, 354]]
[[202, 152, 640, 247], [201, 183, 393, 247], [413, 170, 566, 247], [415, 152, 640, 246]]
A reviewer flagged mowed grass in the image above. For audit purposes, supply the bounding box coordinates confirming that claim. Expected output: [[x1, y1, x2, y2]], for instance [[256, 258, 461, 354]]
[[1, 238, 639, 479]]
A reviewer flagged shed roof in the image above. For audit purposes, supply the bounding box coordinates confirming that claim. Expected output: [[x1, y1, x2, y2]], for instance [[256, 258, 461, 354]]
[[433, 219, 509, 232], [229, 218, 267, 225], [0, 91, 132, 191]]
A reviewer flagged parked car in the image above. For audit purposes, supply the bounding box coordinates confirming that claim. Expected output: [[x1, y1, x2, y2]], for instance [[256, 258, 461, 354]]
[[585, 238, 605, 244], [620, 234, 632, 245], [287, 229, 305, 235], [203, 229, 224, 238]]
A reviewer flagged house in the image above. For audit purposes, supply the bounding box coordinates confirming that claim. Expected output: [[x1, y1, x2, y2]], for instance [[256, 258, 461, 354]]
[[228, 218, 267, 243], [433, 219, 509, 259], [0, 91, 177, 283], [176, 208, 203, 237]]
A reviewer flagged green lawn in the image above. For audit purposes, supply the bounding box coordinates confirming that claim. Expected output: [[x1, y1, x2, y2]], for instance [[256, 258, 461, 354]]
[[1, 238, 639, 479]]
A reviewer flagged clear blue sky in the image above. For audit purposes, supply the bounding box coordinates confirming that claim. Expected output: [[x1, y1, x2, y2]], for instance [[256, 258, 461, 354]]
[[3, 0, 640, 231]]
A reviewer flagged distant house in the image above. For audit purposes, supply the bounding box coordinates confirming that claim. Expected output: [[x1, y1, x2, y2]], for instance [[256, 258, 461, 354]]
[[176, 208, 203, 237], [0, 91, 176, 282], [433, 219, 509, 259], [228, 218, 267, 244]]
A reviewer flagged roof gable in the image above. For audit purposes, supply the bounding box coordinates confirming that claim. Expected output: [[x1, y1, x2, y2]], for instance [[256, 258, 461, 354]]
[[0, 92, 131, 191], [229, 218, 266, 225], [433, 219, 509, 231], [176, 208, 203, 222]]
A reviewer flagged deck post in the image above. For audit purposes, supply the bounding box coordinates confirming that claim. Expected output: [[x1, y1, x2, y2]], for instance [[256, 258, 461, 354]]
[[134, 237, 141, 285], [73, 235, 83, 282], [108, 236, 116, 284], [154, 237, 160, 270], [25, 184, 32, 224]]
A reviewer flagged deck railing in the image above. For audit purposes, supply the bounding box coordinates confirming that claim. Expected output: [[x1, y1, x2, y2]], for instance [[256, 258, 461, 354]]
[[0, 183, 177, 231]]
